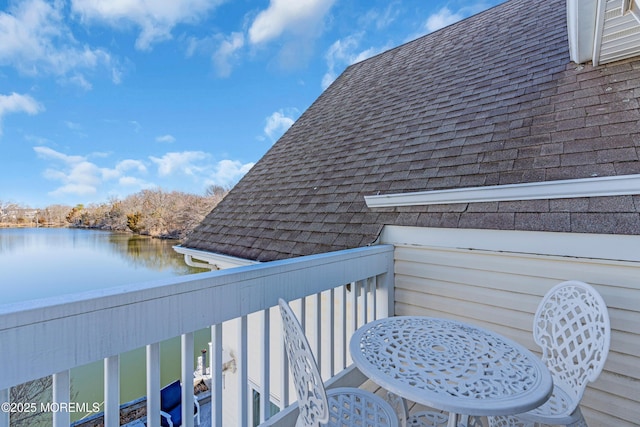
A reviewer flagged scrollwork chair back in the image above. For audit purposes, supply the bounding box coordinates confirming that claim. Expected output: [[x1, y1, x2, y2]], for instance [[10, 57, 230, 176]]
[[279, 298, 329, 427], [489, 280, 610, 427]]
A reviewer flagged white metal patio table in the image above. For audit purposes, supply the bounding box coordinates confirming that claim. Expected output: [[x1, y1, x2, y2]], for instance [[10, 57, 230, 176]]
[[349, 316, 553, 427]]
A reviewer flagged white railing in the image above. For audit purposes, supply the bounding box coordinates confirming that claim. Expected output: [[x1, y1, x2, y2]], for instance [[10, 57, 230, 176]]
[[0, 245, 394, 427]]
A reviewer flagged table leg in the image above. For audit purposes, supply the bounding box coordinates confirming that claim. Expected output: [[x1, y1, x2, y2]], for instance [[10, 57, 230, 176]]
[[447, 413, 471, 427], [447, 412, 458, 427]]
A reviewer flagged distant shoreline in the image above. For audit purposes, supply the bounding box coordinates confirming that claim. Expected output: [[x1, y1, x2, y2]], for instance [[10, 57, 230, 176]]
[[0, 223, 67, 228]]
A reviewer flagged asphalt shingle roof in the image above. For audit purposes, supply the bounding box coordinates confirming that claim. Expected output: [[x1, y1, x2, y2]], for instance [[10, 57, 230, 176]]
[[183, 0, 640, 262]]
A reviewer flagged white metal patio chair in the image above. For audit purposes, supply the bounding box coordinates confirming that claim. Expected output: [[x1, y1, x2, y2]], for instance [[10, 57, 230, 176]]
[[278, 298, 399, 427], [488, 280, 611, 427]]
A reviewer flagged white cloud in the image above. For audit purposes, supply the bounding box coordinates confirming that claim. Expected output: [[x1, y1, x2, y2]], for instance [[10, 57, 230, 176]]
[[209, 159, 254, 187], [0, 92, 44, 136], [212, 32, 244, 78], [116, 159, 147, 174], [248, 0, 335, 45], [64, 120, 82, 131], [32, 145, 252, 201], [264, 110, 296, 141], [322, 35, 385, 90], [71, 0, 224, 51], [35, 147, 103, 196], [150, 151, 210, 176], [247, 0, 337, 70], [33, 146, 148, 198], [155, 134, 176, 143], [0, 0, 118, 85], [425, 7, 464, 33], [150, 151, 253, 189], [419, 3, 495, 38]]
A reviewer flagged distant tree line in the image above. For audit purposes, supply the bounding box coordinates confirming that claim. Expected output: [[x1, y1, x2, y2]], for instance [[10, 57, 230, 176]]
[[0, 185, 228, 240]]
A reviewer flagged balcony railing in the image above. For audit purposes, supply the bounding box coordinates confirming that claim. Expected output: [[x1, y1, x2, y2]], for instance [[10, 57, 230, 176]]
[[0, 244, 394, 427]]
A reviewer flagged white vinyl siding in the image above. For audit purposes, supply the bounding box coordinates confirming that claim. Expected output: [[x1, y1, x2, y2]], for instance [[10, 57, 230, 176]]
[[382, 226, 640, 427]]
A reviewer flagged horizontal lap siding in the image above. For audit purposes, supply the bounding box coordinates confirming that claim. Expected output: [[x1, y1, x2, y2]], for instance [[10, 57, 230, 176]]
[[392, 244, 640, 427]]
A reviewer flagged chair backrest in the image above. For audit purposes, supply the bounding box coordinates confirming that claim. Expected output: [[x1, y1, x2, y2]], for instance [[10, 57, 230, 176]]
[[278, 298, 329, 427], [533, 280, 611, 409], [160, 380, 182, 412]]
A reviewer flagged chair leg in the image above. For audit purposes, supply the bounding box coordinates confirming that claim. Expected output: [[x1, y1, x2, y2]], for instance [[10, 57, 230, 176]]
[[386, 392, 408, 427], [567, 407, 588, 427]]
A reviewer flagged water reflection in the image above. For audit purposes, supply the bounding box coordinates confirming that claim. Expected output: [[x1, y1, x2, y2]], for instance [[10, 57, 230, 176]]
[[0, 228, 206, 305]]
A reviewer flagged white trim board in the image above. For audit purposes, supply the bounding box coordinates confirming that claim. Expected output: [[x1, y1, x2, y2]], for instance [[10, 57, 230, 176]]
[[380, 225, 640, 263], [365, 174, 640, 208]]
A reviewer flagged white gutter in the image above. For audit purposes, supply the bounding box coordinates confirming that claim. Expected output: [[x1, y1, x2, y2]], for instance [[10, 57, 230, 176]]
[[173, 245, 258, 270], [591, 0, 607, 66], [365, 174, 640, 208]]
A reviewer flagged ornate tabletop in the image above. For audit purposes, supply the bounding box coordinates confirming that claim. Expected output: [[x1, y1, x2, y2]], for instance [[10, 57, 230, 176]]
[[349, 316, 552, 418]]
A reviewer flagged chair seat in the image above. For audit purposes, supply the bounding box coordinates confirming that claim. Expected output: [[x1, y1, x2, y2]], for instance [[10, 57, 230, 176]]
[[518, 384, 582, 425], [325, 388, 398, 426]]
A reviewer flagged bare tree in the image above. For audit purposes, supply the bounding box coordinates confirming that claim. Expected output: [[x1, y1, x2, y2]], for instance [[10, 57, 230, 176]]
[[9, 378, 52, 427]]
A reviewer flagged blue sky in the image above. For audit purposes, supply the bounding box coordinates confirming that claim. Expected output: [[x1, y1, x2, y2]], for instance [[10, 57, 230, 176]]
[[1, 0, 503, 208]]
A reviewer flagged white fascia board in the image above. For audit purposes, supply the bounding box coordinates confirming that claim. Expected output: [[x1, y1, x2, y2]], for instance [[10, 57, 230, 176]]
[[380, 225, 640, 262], [173, 245, 258, 270], [365, 174, 640, 208], [566, 0, 599, 64]]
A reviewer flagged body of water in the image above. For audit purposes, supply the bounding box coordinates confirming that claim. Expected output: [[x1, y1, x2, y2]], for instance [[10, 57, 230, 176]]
[[0, 228, 211, 420]]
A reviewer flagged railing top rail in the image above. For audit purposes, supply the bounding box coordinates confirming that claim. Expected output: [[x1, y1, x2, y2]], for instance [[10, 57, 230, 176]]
[[0, 245, 394, 389]]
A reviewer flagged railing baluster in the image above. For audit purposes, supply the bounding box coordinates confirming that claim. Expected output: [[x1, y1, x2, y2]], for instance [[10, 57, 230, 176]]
[[371, 276, 378, 320], [280, 332, 289, 410], [52, 370, 70, 427], [104, 355, 119, 427], [340, 285, 347, 369], [361, 279, 369, 324], [146, 343, 160, 427], [329, 288, 336, 376], [0, 388, 8, 427], [238, 315, 248, 426], [351, 281, 358, 331], [314, 293, 321, 371], [181, 333, 195, 427], [260, 309, 271, 423], [211, 323, 223, 427], [300, 297, 306, 332]]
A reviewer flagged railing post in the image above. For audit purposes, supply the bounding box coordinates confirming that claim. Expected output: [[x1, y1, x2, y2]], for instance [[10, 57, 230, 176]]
[[377, 248, 395, 318], [328, 288, 336, 377], [260, 309, 271, 423], [104, 356, 119, 427], [0, 388, 8, 427], [181, 333, 195, 427], [146, 343, 161, 427], [53, 370, 70, 427], [280, 335, 289, 410], [238, 316, 248, 426], [340, 285, 347, 370], [211, 324, 223, 427], [313, 293, 321, 370]]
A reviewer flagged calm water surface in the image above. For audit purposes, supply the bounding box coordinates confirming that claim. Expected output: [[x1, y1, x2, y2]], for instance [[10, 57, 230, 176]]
[[0, 228, 210, 419]]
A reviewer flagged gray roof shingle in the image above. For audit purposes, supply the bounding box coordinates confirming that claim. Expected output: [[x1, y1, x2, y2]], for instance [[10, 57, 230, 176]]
[[182, 0, 640, 262]]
